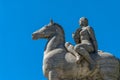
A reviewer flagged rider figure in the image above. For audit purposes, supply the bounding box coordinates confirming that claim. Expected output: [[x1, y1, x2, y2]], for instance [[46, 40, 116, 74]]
[[73, 17, 98, 64], [68, 17, 98, 69]]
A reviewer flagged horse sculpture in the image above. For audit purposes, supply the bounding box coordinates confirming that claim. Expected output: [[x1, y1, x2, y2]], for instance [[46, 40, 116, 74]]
[[32, 20, 120, 80]]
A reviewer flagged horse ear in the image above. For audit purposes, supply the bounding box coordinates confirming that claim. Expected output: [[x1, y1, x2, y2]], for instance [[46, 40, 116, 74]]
[[50, 19, 54, 25]]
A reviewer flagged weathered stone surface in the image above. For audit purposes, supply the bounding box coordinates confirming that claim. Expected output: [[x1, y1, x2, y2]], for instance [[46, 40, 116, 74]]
[[32, 18, 120, 80]]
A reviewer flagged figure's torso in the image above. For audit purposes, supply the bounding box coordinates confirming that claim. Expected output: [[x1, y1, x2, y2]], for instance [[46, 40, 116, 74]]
[[80, 26, 91, 44]]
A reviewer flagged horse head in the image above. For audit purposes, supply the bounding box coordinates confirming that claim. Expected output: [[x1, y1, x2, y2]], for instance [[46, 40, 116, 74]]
[[32, 20, 64, 40]]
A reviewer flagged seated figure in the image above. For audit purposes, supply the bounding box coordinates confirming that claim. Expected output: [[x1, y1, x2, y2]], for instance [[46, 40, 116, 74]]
[[65, 17, 98, 69]]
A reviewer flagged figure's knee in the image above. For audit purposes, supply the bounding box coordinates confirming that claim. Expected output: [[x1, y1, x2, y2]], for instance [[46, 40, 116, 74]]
[[74, 44, 84, 51], [74, 44, 89, 56]]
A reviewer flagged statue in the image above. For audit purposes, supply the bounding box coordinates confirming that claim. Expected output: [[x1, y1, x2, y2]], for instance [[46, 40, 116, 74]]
[[32, 18, 120, 80], [65, 17, 97, 70]]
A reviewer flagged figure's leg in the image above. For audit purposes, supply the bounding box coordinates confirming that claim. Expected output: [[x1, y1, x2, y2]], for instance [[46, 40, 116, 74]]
[[49, 70, 59, 80], [74, 44, 96, 69], [65, 42, 83, 64]]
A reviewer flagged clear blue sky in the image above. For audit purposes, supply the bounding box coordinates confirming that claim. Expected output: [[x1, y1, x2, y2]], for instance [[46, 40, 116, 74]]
[[0, 0, 120, 80]]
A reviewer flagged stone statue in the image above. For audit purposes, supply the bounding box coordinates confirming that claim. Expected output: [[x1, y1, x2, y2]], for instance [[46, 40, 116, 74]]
[[32, 19, 120, 80], [65, 17, 97, 69]]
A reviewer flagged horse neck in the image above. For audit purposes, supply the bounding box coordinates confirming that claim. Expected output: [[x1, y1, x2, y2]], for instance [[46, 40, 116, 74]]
[[44, 33, 65, 54]]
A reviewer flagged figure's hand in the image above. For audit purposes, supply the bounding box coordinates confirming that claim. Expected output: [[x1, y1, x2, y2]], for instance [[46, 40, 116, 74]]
[[65, 42, 74, 50], [65, 42, 71, 48]]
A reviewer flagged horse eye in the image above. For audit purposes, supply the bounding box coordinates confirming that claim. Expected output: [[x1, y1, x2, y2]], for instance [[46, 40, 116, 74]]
[[46, 25, 49, 28], [46, 25, 51, 28]]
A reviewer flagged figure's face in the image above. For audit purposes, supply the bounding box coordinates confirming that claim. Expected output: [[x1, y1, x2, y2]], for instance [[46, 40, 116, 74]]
[[79, 17, 88, 27], [79, 20, 84, 27]]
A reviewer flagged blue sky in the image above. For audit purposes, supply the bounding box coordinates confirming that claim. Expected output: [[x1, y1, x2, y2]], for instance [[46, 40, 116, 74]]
[[0, 0, 120, 80]]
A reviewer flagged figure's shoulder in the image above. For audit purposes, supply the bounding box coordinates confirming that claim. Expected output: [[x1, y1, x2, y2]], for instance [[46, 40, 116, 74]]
[[86, 26, 94, 31], [76, 27, 81, 31], [87, 26, 92, 29], [75, 28, 82, 33]]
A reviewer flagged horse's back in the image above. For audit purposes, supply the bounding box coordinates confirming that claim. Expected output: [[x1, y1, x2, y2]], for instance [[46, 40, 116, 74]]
[[93, 51, 120, 80]]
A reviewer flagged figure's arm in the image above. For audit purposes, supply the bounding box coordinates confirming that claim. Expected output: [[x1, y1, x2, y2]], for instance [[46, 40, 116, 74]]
[[87, 26, 98, 52], [72, 28, 82, 44]]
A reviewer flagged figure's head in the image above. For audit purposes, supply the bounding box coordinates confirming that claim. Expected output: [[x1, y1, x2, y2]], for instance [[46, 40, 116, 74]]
[[79, 17, 88, 27]]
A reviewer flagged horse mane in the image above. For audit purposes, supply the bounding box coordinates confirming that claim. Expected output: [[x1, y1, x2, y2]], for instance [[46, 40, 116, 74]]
[[53, 23, 65, 43], [53, 23, 65, 36]]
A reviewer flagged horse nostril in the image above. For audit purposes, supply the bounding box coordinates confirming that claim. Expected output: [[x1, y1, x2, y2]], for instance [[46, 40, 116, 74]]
[[32, 34, 37, 40], [32, 33, 36, 38], [32, 33, 34, 36], [32, 32, 37, 36]]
